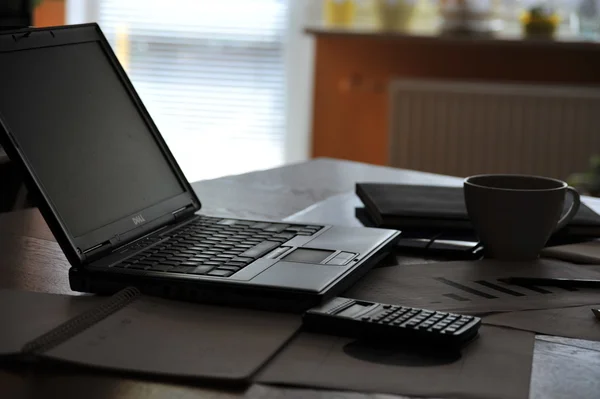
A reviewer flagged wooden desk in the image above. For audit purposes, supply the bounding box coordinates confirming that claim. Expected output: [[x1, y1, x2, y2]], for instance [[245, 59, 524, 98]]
[[0, 158, 598, 398], [0, 146, 20, 213]]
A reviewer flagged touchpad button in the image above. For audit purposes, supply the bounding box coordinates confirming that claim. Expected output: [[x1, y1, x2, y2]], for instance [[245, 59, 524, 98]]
[[282, 248, 334, 264], [326, 251, 356, 265]]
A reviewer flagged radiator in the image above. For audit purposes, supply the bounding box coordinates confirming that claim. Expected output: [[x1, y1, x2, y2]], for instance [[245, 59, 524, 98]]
[[388, 79, 600, 180]]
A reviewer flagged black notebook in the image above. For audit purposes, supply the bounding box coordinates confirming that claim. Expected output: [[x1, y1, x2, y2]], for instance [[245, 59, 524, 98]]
[[356, 183, 600, 238], [0, 288, 300, 381]]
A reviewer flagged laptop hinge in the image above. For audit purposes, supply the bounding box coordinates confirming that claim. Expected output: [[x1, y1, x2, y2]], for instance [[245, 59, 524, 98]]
[[172, 204, 195, 221], [81, 240, 111, 262]]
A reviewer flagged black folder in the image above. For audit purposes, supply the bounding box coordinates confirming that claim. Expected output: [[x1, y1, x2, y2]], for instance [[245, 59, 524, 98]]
[[356, 183, 600, 239]]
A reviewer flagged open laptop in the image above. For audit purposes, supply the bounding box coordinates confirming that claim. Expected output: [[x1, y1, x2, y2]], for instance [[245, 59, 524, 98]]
[[0, 23, 401, 312]]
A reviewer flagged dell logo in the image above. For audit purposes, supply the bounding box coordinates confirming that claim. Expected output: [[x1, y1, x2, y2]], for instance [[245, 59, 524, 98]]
[[132, 214, 146, 225]]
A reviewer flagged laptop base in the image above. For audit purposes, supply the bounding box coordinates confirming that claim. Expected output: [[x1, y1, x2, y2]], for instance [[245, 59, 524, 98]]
[[69, 249, 394, 313]]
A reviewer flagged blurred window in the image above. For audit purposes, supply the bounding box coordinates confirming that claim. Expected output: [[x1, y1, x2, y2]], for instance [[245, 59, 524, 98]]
[[97, 0, 289, 181]]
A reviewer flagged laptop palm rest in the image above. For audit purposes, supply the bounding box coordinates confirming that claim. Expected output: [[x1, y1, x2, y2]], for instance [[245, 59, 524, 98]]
[[249, 261, 348, 292]]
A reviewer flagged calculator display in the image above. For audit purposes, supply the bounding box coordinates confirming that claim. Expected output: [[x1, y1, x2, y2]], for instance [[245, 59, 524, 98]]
[[337, 302, 370, 318]]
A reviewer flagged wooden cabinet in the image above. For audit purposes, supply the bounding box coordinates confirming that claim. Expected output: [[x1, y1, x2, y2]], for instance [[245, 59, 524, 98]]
[[308, 29, 600, 165], [33, 0, 65, 27]]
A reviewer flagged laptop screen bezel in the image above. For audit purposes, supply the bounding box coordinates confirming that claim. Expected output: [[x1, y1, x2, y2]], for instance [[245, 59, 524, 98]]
[[0, 24, 201, 263]]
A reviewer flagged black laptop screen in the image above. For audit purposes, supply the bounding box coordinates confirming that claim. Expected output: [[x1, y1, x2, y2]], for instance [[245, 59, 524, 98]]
[[0, 41, 185, 237]]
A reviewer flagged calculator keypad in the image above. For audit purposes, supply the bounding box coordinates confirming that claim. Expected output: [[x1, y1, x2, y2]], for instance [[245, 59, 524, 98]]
[[368, 306, 476, 334]]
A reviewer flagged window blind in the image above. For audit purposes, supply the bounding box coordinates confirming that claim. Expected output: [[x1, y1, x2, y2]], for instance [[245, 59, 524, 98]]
[[96, 0, 288, 181]]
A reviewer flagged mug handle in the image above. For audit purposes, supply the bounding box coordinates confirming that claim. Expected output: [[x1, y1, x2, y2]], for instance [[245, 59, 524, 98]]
[[555, 186, 581, 232]]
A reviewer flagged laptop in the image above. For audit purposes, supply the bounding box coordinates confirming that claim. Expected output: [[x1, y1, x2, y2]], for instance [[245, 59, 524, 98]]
[[0, 23, 401, 312]]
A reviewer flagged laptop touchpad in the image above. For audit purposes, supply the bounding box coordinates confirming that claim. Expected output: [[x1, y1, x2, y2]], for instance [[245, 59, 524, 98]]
[[282, 248, 334, 264]]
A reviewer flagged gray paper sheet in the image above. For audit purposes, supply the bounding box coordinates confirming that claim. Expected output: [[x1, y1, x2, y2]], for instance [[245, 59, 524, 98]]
[[346, 259, 600, 314], [542, 241, 600, 264], [45, 295, 301, 381], [245, 384, 413, 399], [257, 326, 534, 399], [0, 289, 104, 355], [484, 305, 600, 342], [538, 197, 600, 264]]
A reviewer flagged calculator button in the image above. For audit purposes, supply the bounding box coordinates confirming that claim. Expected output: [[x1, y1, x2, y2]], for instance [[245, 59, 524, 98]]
[[383, 305, 392, 309], [361, 316, 371, 321]]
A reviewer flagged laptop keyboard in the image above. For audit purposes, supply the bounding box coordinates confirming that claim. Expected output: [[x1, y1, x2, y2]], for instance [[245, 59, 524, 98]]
[[114, 216, 323, 278]]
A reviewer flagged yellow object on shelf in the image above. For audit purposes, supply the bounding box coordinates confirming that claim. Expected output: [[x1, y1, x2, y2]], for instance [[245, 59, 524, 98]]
[[323, 0, 356, 27], [373, 0, 416, 31], [520, 8, 560, 37]]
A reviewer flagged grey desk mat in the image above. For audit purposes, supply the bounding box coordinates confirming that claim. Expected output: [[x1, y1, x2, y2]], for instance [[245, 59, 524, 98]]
[[257, 326, 534, 399]]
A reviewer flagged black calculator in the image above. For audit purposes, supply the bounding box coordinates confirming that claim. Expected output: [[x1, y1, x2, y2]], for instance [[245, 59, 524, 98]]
[[303, 297, 481, 348]]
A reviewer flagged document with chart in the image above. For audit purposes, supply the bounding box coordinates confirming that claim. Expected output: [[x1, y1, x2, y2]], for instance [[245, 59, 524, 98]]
[[346, 259, 600, 314]]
